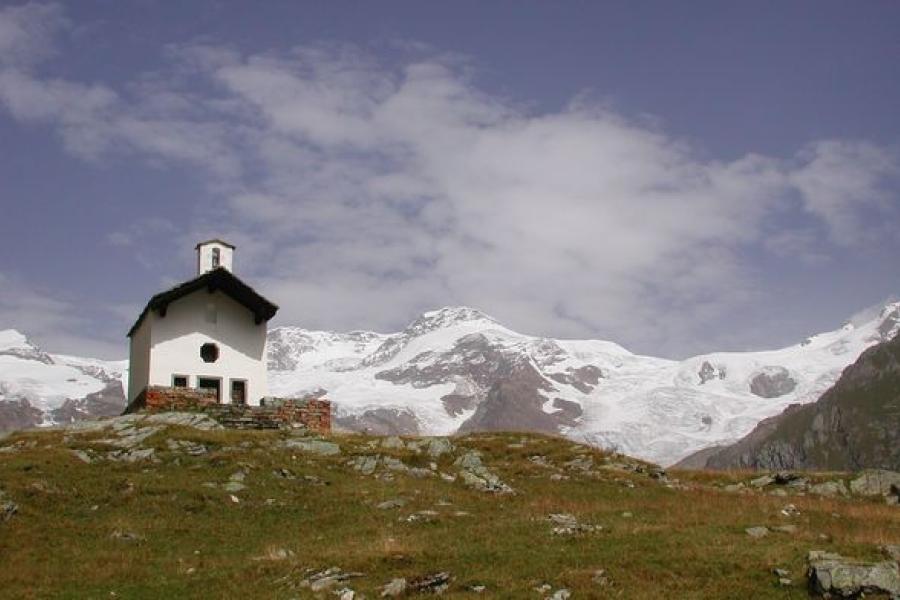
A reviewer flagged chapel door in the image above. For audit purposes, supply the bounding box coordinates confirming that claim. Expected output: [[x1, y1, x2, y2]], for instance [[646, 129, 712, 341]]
[[231, 380, 246, 405], [197, 378, 221, 403]]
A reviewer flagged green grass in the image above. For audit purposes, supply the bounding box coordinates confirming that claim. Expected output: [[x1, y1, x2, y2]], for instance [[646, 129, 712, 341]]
[[1, 427, 898, 598]]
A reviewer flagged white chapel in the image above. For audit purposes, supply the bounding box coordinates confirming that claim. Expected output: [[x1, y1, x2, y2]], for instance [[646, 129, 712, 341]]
[[126, 239, 278, 406]]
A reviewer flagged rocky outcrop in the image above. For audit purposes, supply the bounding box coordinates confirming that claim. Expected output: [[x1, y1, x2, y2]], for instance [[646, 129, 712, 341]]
[[749, 366, 796, 398], [335, 408, 420, 435], [684, 333, 900, 471], [51, 381, 125, 424], [458, 363, 580, 434], [0, 398, 43, 433], [848, 469, 900, 497], [807, 551, 900, 598], [547, 365, 603, 393], [698, 361, 726, 384]]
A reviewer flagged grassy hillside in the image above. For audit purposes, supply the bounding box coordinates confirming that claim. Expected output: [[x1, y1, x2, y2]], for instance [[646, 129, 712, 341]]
[[1, 416, 898, 599]]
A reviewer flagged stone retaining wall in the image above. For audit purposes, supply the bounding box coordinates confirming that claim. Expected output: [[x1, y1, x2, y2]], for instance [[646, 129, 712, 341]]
[[124, 386, 331, 433]]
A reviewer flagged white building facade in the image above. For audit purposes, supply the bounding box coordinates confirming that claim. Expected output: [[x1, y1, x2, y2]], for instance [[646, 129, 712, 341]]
[[127, 240, 278, 406]]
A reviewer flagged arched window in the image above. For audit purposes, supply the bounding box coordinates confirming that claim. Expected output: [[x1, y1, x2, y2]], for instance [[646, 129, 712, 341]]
[[211, 247, 221, 269]]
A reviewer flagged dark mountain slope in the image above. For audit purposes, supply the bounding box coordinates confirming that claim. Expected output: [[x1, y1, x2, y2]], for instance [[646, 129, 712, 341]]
[[678, 334, 900, 471]]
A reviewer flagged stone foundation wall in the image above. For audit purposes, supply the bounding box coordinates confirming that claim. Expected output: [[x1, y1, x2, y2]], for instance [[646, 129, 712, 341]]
[[124, 386, 332, 434], [265, 398, 331, 433]]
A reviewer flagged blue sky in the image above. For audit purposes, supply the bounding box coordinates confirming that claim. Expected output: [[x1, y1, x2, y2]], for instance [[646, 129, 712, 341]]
[[0, 1, 898, 359]]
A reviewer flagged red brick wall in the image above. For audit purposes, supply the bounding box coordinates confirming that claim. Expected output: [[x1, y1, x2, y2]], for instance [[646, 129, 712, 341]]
[[272, 398, 331, 433], [143, 386, 218, 412], [124, 386, 332, 433]]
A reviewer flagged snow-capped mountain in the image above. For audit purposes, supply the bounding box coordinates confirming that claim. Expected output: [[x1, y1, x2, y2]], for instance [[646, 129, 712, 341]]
[[2, 301, 898, 466], [0, 330, 127, 431], [267, 303, 900, 466]]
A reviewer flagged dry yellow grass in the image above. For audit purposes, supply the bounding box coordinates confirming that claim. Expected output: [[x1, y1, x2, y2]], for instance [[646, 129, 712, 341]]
[[0, 427, 898, 598]]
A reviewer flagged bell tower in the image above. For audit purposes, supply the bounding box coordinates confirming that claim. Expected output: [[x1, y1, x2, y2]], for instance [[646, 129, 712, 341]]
[[195, 239, 235, 275]]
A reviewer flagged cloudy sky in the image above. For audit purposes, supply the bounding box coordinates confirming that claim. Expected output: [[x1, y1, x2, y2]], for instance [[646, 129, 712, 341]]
[[0, 1, 898, 360]]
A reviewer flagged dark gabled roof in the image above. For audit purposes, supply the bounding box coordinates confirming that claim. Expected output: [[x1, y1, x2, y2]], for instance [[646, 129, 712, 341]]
[[127, 268, 278, 337], [195, 238, 236, 249]]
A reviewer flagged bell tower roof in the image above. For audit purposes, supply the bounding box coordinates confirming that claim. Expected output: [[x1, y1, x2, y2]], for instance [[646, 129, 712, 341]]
[[195, 238, 235, 250]]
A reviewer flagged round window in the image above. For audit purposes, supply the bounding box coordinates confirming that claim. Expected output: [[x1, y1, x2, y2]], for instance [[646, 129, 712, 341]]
[[200, 343, 219, 363]]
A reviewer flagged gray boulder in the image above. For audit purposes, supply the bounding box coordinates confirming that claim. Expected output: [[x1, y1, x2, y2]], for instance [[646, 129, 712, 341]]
[[0, 490, 16, 522], [850, 469, 900, 496], [454, 451, 514, 494], [282, 438, 341, 456], [809, 480, 849, 497], [426, 437, 453, 458], [807, 550, 900, 598], [745, 526, 769, 538], [381, 578, 407, 597]]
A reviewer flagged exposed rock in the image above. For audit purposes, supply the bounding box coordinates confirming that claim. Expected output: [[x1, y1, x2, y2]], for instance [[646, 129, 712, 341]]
[[425, 437, 453, 459], [0, 489, 17, 522], [549, 589, 571, 600], [282, 438, 341, 456], [547, 365, 603, 393], [809, 480, 849, 497], [380, 578, 407, 597], [381, 436, 406, 449], [50, 381, 125, 424], [349, 455, 379, 475], [745, 526, 769, 538], [401, 510, 439, 523], [410, 572, 451, 594], [807, 550, 900, 598], [592, 569, 612, 587], [252, 547, 294, 561], [381, 456, 409, 472], [110, 530, 145, 542], [458, 468, 513, 494], [564, 455, 594, 472], [223, 481, 246, 493], [772, 524, 798, 534], [0, 398, 43, 432], [453, 451, 514, 494], [100, 426, 163, 449], [144, 412, 222, 431], [773, 471, 802, 485], [336, 408, 421, 436], [300, 567, 364, 593], [165, 439, 208, 456], [459, 361, 579, 435], [548, 513, 599, 535], [750, 474, 774, 488], [698, 361, 726, 384], [376, 498, 406, 510], [882, 545, 900, 562], [108, 447, 156, 463], [849, 469, 900, 497], [749, 366, 797, 398]]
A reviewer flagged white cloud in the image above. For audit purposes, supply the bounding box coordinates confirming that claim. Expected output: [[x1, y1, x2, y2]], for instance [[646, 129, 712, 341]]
[[790, 140, 899, 246], [0, 5, 897, 356], [0, 1, 65, 66]]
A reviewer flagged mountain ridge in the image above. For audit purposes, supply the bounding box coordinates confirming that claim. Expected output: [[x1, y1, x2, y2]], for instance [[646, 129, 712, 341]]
[[1, 300, 898, 466]]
